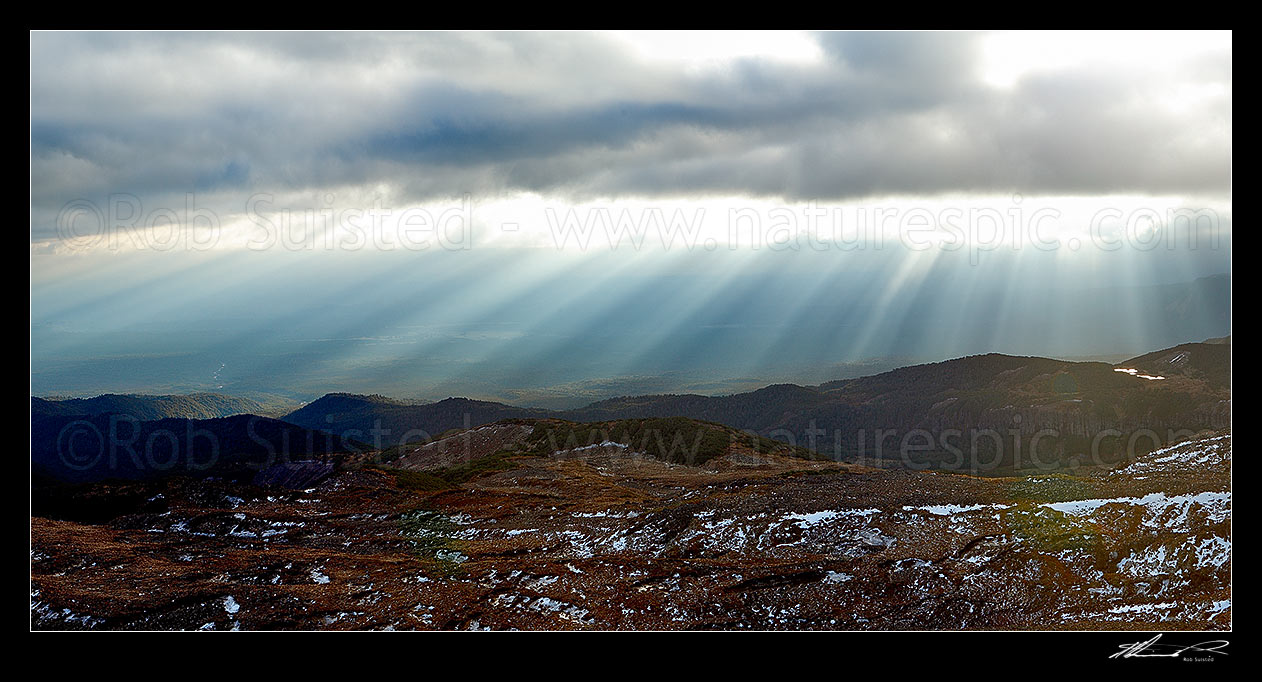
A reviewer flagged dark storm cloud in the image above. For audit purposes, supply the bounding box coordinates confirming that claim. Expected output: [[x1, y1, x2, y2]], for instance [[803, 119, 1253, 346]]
[[29, 31, 1231, 238]]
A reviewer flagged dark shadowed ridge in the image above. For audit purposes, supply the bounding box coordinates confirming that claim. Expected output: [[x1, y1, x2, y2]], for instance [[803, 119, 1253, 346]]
[[28, 339, 1230, 483], [32, 393, 268, 421], [1120, 338, 1231, 389], [278, 340, 1230, 470], [31, 413, 367, 484], [282, 394, 552, 444]]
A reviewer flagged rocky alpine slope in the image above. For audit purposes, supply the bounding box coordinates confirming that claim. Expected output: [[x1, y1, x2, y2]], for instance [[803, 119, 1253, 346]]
[[31, 420, 1230, 630]]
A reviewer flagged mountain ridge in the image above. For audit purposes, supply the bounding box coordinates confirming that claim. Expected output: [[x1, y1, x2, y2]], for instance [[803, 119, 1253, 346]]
[[31, 413, 366, 484], [32, 339, 1230, 476], [279, 339, 1230, 471], [32, 392, 276, 421]]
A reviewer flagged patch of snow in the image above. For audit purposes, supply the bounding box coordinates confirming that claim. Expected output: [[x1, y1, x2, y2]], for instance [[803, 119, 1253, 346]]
[[569, 441, 630, 453], [1207, 600, 1231, 620], [1108, 601, 1177, 614], [903, 503, 1009, 516], [783, 508, 880, 529], [1113, 367, 1166, 380], [1043, 491, 1230, 525]]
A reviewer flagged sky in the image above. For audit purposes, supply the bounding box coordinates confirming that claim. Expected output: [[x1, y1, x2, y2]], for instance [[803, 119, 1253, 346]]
[[30, 31, 1232, 406]]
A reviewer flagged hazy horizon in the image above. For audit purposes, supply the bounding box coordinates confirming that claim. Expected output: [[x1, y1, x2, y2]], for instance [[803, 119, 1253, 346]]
[[32, 266, 1228, 409]]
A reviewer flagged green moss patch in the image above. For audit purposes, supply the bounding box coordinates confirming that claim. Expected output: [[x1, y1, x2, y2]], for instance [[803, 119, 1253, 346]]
[[1007, 474, 1098, 503]]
